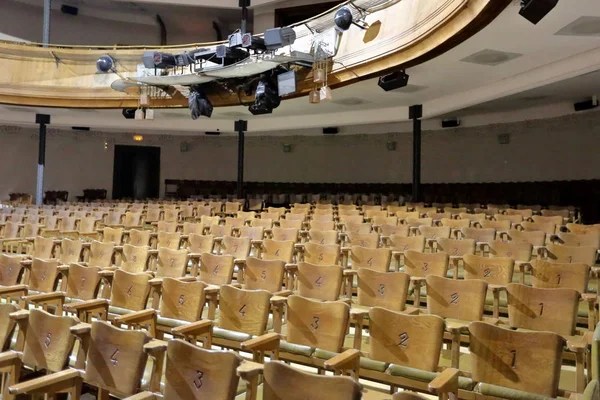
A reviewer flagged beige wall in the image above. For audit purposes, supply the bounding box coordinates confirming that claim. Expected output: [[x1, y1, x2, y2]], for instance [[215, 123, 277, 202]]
[[0, 110, 599, 200]]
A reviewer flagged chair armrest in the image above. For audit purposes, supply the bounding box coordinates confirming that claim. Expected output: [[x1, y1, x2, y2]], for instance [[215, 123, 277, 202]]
[[350, 308, 369, 319], [445, 320, 468, 333], [148, 278, 164, 287], [9, 369, 82, 395], [237, 360, 264, 380], [0, 285, 28, 296], [188, 253, 202, 259], [240, 332, 280, 352], [566, 332, 593, 353], [171, 320, 213, 337], [143, 339, 168, 355], [122, 392, 157, 400], [9, 310, 29, 321], [270, 296, 289, 306], [403, 306, 420, 315], [488, 284, 507, 293], [57, 265, 70, 272], [0, 351, 21, 366], [148, 249, 159, 256], [63, 299, 109, 313], [113, 309, 156, 325], [343, 269, 358, 277], [70, 323, 92, 335], [581, 293, 597, 303], [294, 243, 305, 251], [284, 263, 298, 272], [204, 285, 220, 295], [20, 259, 32, 267], [22, 292, 66, 303], [429, 368, 460, 396], [272, 290, 293, 297], [177, 276, 198, 283], [324, 348, 360, 371]]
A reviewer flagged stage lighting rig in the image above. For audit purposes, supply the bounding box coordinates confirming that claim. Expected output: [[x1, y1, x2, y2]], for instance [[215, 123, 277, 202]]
[[248, 74, 281, 115], [334, 6, 369, 32], [189, 85, 213, 119]]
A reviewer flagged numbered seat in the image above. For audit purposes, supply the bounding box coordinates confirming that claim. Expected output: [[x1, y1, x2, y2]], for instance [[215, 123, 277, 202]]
[[272, 227, 300, 242], [343, 232, 379, 248], [127, 228, 151, 247], [8, 320, 162, 400], [403, 251, 449, 309], [458, 213, 486, 224], [187, 233, 215, 257], [388, 235, 426, 271], [459, 227, 496, 255], [416, 226, 451, 252], [0, 308, 79, 400], [306, 229, 339, 245], [156, 220, 179, 233], [553, 232, 600, 248], [463, 254, 514, 318], [101, 226, 124, 245], [343, 246, 392, 296], [435, 238, 475, 279], [380, 223, 410, 240]]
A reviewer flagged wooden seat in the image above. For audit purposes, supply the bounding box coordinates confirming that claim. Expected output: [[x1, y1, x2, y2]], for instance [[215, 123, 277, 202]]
[[120, 244, 151, 273], [156, 220, 179, 233], [306, 229, 339, 245], [389, 235, 426, 270], [481, 219, 511, 233], [8, 320, 162, 400], [426, 274, 489, 367], [251, 218, 273, 230], [417, 226, 451, 252], [295, 262, 344, 301], [0, 308, 79, 400], [544, 243, 597, 265], [220, 235, 252, 267], [566, 223, 600, 235], [436, 238, 476, 279], [154, 231, 182, 250], [458, 213, 486, 224], [381, 223, 410, 239], [55, 238, 84, 265], [272, 227, 299, 242], [101, 226, 124, 245], [404, 251, 449, 309], [239, 226, 265, 242], [195, 252, 235, 287], [521, 221, 557, 237], [459, 227, 496, 254], [554, 232, 600, 248], [298, 242, 340, 265], [182, 222, 204, 236], [344, 232, 379, 248], [463, 254, 514, 318], [494, 213, 523, 225]]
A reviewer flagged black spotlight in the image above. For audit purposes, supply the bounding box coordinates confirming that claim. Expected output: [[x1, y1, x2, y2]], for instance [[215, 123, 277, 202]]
[[334, 7, 353, 32], [519, 0, 559, 25], [189, 85, 213, 119], [377, 70, 409, 91], [122, 108, 136, 119], [96, 55, 115, 73], [248, 74, 281, 116]]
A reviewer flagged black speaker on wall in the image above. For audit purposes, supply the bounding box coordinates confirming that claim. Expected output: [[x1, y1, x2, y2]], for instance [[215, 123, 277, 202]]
[[377, 70, 409, 91], [323, 127, 339, 135], [61, 5, 79, 15], [574, 97, 599, 112], [518, 0, 558, 25], [441, 118, 460, 128]]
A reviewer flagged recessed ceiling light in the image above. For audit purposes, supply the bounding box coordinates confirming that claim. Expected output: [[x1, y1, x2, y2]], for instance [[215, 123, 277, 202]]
[[555, 17, 600, 36], [332, 97, 367, 106], [460, 49, 523, 66]]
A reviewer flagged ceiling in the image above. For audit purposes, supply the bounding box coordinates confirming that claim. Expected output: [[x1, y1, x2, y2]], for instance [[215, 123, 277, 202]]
[[0, 0, 599, 133]]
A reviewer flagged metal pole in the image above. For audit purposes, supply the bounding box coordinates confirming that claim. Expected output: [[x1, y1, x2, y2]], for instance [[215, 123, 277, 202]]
[[43, 0, 51, 47], [409, 105, 422, 202], [35, 114, 51, 206], [235, 120, 247, 199], [239, 0, 250, 34]]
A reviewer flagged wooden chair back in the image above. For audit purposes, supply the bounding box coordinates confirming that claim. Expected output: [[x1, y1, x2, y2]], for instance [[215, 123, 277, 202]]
[[350, 246, 391, 272], [102, 227, 123, 245], [460, 227, 496, 243], [494, 214, 523, 224], [0, 303, 17, 350], [488, 240, 532, 262], [381, 224, 409, 237], [417, 226, 451, 240], [463, 254, 514, 285], [87, 241, 114, 268], [389, 235, 426, 252], [345, 222, 372, 235], [481, 220, 511, 231], [238, 211, 256, 220], [533, 215, 563, 226], [506, 283, 578, 337], [0, 254, 24, 286], [210, 224, 232, 238], [156, 221, 178, 234], [28, 258, 60, 293], [286, 295, 349, 352], [209, 201, 223, 214], [66, 263, 102, 301], [105, 212, 124, 226], [505, 229, 546, 246], [251, 218, 273, 229], [469, 321, 563, 397], [506, 209, 533, 218], [218, 285, 271, 336], [405, 217, 432, 228], [159, 278, 206, 322], [357, 269, 410, 311], [163, 209, 180, 223], [372, 216, 397, 226], [23, 223, 42, 238], [530, 259, 589, 293], [123, 212, 142, 228], [303, 243, 340, 266], [244, 257, 285, 293], [85, 321, 151, 397], [546, 243, 597, 265], [278, 219, 303, 231], [155, 248, 188, 279], [369, 307, 444, 371], [263, 360, 361, 400], [121, 244, 150, 273], [181, 222, 204, 235], [555, 232, 600, 247], [157, 231, 181, 250], [261, 239, 295, 263], [200, 216, 220, 228], [440, 218, 471, 230], [224, 217, 245, 228], [110, 269, 152, 311], [403, 251, 449, 278], [145, 208, 162, 223], [311, 214, 334, 224], [436, 238, 475, 257], [521, 221, 556, 235], [387, 205, 408, 214], [31, 236, 55, 259], [297, 262, 343, 301], [566, 223, 600, 235], [272, 227, 299, 241], [308, 229, 338, 245], [345, 232, 379, 248], [458, 213, 486, 223], [128, 229, 150, 247], [221, 236, 251, 260], [225, 202, 242, 214], [163, 339, 242, 400], [238, 226, 264, 240], [260, 212, 281, 221], [78, 217, 98, 234], [21, 308, 78, 372], [426, 275, 487, 322], [198, 253, 235, 286], [188, 233, 214, 254]]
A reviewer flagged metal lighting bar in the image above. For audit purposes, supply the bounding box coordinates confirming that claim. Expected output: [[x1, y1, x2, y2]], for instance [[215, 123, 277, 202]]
[[409, 104, 423, 202]]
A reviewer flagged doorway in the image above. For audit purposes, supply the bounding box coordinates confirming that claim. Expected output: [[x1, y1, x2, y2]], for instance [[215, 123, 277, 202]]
[[112, 145, 160, 200]]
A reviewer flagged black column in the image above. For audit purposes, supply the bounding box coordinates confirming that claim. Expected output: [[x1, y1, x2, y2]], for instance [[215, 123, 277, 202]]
[[235, 120, 247, 199], [409, 105, 422, 202], [35, 114, 51, 205]]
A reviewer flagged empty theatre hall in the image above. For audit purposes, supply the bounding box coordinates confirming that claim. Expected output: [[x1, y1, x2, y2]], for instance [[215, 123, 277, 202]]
[[0, 0, 599, 399]]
